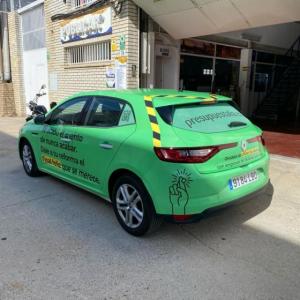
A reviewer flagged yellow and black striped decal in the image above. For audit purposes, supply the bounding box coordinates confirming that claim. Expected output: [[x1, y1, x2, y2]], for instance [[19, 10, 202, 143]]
[[155, 94, 218, 103], [144, 96, 161, 147]]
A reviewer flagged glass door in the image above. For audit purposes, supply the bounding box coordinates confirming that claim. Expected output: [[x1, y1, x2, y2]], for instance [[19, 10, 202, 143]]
[[180, 55, 213, 92], [214, 59, 240, 103]]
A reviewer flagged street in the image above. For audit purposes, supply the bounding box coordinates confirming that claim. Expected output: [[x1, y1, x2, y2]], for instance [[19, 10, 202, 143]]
[[0, 117, 299, 300]]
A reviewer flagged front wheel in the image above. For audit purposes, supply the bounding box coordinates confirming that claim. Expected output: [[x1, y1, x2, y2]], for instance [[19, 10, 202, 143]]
[[111, 175, 161, 236], [21, 141, 42, 177]]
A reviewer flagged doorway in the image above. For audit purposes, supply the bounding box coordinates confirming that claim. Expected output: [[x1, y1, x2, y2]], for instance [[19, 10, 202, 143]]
[[20, 3, 49, 114], [179, 39, 241, 102], [180, 55, 213, 92]]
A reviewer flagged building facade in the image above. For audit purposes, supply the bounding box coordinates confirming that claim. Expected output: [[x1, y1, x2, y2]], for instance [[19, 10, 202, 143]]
[[140, 17, 300, 120], [3, 0, 300, 122], [6, 0, 140, 116], [45, 0, 139, 104]]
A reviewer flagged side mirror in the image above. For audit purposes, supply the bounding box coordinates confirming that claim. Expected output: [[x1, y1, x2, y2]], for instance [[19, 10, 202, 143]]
[[34, 105, 47, 115], [50, 101, 57, 109], [34, 114, 46, 125]]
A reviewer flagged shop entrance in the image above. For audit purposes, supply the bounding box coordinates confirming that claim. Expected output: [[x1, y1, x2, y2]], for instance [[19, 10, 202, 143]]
[[180, 55, 213, 92], [179, 39, 241, 104]]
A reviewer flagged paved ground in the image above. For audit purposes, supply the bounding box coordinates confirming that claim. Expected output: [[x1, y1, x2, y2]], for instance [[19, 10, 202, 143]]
[[0, 117, 299, 300]]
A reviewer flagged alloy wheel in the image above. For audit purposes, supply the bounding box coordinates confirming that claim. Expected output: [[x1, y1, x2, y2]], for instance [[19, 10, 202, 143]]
[[22, 144, 33, 173], [116, 184, 144, 229]]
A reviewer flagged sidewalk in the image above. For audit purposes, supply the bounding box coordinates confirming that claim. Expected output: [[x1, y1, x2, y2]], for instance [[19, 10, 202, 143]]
[[264, 130, 300, 159]]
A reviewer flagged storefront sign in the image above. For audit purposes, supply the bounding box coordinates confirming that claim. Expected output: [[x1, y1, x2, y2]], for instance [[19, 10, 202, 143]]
[[155, 44, 171, 57], [106, 66, 115, 88], [119, 35, 126, 56], [115, 58, 127, 89], [109, 35, 128, 89], [111, 35, 127, 56], [60, 7, 112, 43], [111, 38, 118, 53]]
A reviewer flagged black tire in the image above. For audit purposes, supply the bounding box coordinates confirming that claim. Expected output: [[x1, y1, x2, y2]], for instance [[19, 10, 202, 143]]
[[21, 140, 42, 177], [111, 175, 162, 236]]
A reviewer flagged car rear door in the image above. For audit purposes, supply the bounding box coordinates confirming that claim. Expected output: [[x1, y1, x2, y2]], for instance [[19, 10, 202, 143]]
[[73, 96, 136, 195]]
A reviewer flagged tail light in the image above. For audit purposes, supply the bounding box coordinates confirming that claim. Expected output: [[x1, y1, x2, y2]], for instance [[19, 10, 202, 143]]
[[247, 135, 265, 146], [154, 142, 236, 163]]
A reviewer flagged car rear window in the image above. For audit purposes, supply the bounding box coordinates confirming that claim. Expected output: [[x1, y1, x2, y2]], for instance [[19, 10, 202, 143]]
[[156, 102, 250, 133]]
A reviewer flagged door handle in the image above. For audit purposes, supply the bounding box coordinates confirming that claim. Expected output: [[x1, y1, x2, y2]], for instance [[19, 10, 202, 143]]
[[60, 138, 71, 142], [99, 143, 113, 149]]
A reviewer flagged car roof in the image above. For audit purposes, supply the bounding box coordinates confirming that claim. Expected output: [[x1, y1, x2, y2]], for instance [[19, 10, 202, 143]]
[[68, 89, 232, 106]]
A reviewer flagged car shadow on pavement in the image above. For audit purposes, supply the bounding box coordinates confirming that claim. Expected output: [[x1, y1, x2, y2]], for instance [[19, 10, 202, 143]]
[[155, 181, 274, 241], [45, 174, 274, 235], [191, 181, 274, 226], [30, 158, 275, 239], [40, 175, 299, 294]]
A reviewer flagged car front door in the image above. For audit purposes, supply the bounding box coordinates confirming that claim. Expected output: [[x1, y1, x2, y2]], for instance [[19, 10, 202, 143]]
[[39, 96, 91, 184], [73, 96, 136, 195]]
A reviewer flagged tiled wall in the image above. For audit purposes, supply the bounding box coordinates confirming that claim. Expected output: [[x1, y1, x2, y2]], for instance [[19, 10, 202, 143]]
[[45, 0, 140, 103], [6, 0, 140, 116]]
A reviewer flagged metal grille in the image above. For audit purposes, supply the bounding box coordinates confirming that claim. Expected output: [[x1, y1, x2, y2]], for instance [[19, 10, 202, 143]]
[[70, 0, 96, 9], [21, 4, 46, 51], [65, 41, 111, 65]]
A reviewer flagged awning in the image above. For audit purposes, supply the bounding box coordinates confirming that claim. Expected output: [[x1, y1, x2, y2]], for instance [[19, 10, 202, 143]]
[[133, 0, 300, 39]]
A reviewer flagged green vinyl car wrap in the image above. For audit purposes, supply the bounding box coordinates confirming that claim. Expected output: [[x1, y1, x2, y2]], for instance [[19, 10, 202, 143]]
[[19, 89, 270, 235]]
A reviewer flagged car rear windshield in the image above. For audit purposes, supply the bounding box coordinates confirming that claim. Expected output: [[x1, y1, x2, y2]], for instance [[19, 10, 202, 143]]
[[156, 102, 250, 133]]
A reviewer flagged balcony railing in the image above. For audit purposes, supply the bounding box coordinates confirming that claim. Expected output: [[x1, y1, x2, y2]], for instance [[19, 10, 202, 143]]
[[70, 0, 97, 10]]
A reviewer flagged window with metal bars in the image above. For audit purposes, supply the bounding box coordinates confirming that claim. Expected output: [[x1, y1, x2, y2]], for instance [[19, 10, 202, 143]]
[[21, 4, 46, 51], [70, 0, 97, 9], [65, 41, 111, 65]]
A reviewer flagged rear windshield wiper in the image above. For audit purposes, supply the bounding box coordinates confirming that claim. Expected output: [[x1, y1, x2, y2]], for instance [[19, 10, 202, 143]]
[[228, 121, 247, 128]]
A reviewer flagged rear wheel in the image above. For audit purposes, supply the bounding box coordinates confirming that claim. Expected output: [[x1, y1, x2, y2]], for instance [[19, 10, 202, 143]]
[[111, 175, 161, 236], [21, 141, 42, 177]]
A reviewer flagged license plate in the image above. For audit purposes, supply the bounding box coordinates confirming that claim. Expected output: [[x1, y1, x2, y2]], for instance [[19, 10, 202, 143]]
[[229, 170, 258, 190]]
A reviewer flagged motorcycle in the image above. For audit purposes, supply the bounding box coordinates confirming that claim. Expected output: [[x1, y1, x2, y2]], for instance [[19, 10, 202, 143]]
[[26, 84, 48, 122]]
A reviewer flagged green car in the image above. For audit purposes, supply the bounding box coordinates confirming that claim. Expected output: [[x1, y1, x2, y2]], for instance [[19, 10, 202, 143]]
[[19, 89, 269, 236]]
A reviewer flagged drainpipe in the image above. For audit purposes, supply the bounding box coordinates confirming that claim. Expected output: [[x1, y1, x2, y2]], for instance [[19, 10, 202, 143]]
[[0, 22, 3, 81], [295, 87, 300, 128], [0, 0, 11, 81]]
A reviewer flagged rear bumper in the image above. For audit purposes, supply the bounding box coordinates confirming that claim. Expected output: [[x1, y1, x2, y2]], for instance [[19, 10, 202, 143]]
[[147, 151, 270, 215], [161, 180, 270, 224]]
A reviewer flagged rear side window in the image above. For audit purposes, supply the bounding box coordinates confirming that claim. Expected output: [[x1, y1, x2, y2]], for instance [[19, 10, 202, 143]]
[[118, 104, 135, 126], [156, 102, 250, 133], [86, 97, 124, 127]]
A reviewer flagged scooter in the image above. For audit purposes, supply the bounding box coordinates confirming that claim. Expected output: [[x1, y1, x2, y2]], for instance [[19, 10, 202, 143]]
[[26, 85, 48, 122]]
